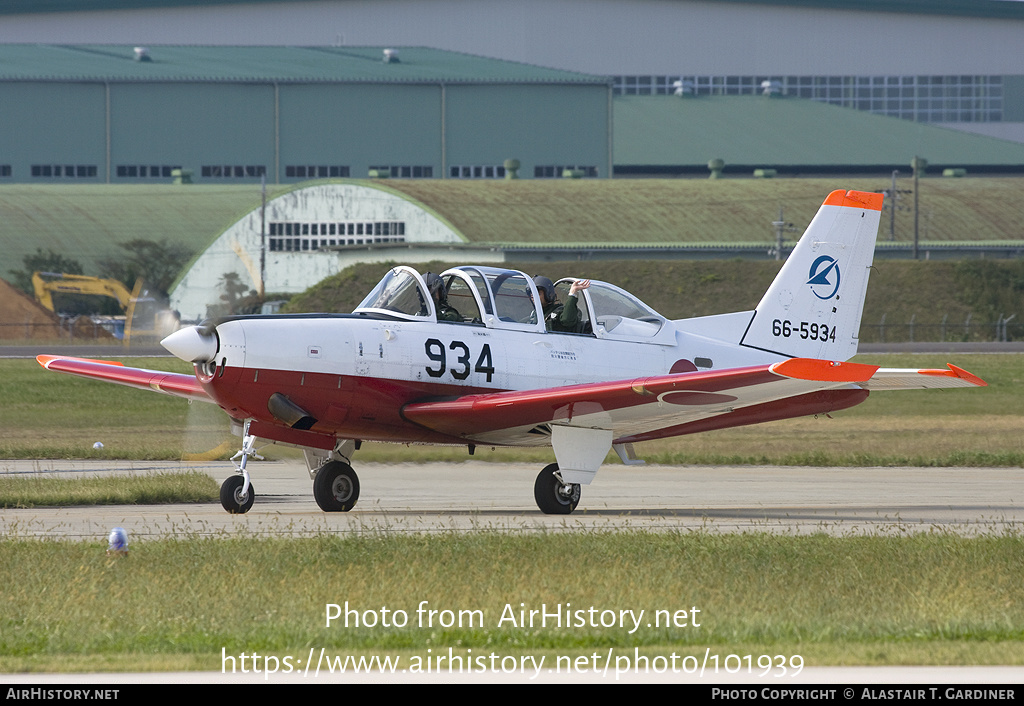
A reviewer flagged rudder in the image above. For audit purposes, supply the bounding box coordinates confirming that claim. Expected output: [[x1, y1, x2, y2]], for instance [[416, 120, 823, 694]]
[[739, 189, 883, 361]]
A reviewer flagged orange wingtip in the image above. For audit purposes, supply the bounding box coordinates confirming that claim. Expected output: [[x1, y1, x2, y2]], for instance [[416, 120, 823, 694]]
[[919, 364, 988, 387], [771, 358, 879, 382], [822, 189, 885, 212], [36, 354, 126, 369]]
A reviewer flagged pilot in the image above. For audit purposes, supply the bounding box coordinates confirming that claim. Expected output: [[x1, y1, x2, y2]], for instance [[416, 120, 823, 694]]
[[533, 276, 590, 332], [424, 272, 462, 322]]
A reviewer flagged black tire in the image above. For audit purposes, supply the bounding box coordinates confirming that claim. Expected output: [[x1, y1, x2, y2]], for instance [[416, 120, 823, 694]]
[[313, 461, 360, 512], [534, 463, 581, 515], [220, 475, 255, 514]]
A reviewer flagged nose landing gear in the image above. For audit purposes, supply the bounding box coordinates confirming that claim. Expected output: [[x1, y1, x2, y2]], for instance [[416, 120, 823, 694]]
[[220, 420, 262, 514]]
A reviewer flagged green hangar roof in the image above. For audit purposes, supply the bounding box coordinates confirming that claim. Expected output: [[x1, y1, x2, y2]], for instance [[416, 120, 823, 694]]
[[613, 95, 1024, 175], [0, 44, 608, 84], [5, 0, 1024, 20]]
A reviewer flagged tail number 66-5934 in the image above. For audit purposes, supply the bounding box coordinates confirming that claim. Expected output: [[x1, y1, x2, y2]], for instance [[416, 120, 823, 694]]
[[771, 319, 836, 342]]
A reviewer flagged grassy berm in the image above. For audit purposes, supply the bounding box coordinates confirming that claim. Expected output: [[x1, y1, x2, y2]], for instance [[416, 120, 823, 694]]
[[0, 531, 1020, 672], [286, 258, 1024, 343]]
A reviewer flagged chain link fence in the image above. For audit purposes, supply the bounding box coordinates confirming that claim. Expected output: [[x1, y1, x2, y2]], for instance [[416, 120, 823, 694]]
[[860, 313, 1021, 343]]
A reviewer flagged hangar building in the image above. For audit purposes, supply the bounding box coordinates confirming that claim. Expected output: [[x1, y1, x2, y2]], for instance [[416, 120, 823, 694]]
[[3, 42, 1023, 186], [0, 45, 611, 184], [2, 0, 1023, 143]]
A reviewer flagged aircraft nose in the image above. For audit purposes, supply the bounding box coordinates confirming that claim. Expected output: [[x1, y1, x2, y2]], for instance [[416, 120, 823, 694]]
[[161, 326, 218, 363]]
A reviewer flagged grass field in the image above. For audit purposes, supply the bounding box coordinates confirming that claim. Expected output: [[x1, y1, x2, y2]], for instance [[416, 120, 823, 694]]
[[1, 353, 1018, 467], [381, 177, 1024, 246], [0, 530, 1021, 672], [0, 471, 218, 508]]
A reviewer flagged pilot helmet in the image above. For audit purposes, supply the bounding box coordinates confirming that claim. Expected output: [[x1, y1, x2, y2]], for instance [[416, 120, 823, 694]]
[[533, 275, 555, 302], [423, 272, 446, 301]]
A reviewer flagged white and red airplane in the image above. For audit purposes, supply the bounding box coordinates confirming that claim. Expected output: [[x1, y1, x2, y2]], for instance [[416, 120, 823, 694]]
[[38, 189, 986, 515]]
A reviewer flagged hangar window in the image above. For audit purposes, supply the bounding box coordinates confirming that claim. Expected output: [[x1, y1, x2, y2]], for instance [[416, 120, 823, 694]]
[[116, 164, 181, 179], [534, 165, 598, 179], [449, 164, 507, 179], [614, 74, 1002, 122], [285, 165, 349, 179], [368, 165, 433, 179], [33, 164, 98, 178], [0, 165, 11, 177], [201, 165, 266, 179], [268, 220, 406, 252]]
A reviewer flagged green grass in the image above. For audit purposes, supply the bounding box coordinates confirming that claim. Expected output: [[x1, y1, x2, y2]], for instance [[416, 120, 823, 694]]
[[386, 177, 1024, 246], [0, 531, 1020, 671], [0, 357, 233, 460], [2, 353, 1017, 466], [0, 471, 218, 508]]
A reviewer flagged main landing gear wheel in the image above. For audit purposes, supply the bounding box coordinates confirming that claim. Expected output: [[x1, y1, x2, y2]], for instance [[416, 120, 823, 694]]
[[313, 461, 360, 512], [220, 475, 255, 514], [534, 463, 581, 515]]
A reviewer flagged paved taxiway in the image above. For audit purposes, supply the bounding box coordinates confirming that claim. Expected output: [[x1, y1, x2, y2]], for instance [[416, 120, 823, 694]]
[[1, 459, 1020, 539], [3, 460, 1022, 685]]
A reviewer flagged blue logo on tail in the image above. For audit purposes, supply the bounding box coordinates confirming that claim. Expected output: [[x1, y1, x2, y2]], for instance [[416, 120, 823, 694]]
[[807, 256, 840, 300]]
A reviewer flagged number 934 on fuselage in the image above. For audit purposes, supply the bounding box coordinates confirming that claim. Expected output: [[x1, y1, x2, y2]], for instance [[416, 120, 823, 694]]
[[37, 189, 986, 515]]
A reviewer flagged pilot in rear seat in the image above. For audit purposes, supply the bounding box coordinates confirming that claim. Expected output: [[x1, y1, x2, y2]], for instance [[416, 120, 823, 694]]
[[533, 276, 590, 332]]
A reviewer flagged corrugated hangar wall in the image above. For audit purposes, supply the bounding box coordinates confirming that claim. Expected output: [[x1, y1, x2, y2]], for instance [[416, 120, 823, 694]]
[[0, 80, 610, 184]]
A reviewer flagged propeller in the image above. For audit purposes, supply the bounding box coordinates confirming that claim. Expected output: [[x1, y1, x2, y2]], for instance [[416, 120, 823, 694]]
[[161, 326, 218, 363]]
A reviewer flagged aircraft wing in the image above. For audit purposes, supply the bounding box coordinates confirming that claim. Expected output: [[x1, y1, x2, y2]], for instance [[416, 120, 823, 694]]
[[402, 358, 986, 446], [36, 355, 211, 403]]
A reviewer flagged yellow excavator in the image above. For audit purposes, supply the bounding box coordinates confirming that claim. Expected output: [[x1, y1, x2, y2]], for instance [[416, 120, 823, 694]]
[[31, 272, 176, 343]]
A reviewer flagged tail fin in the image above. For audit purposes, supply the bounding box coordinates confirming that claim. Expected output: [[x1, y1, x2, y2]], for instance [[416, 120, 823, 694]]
[[739, 189, 883, 361]]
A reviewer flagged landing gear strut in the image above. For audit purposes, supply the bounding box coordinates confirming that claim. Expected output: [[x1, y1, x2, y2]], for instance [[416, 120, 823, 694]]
[[534, 463, 581, 515], [313, 460, 360, 512], [220, 421, 262, 514]]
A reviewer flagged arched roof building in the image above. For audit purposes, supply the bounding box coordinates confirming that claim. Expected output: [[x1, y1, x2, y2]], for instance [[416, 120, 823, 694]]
[[170, 181, 493, 320]]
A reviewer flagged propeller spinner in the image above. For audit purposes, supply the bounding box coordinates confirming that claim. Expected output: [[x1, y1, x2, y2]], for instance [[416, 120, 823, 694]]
[[161, 326, 218, 363]]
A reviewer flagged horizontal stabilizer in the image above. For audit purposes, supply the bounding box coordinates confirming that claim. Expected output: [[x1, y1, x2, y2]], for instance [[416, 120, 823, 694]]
[[858, 364, 987, 390], [770, 357, 986, 389]]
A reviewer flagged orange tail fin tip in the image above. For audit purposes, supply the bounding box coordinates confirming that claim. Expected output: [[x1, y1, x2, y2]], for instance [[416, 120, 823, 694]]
[[822, 189, 885, 211]]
